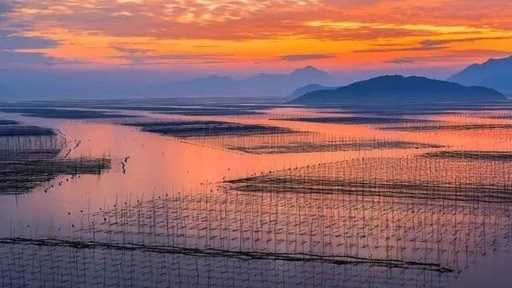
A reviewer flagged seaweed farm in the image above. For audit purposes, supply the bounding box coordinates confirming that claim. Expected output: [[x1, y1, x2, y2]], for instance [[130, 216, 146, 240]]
[[279, 116, 441, 125], [380, 124, 512, 132], [225, 157, 512, 202], [124, 120, 293, 138], [0, 121, 111, 195], [189, 132, 443, 154], [91, 105, 266, 116], [0, 124, 55, 136], [0, 108, 134, 119], [1, 105, 512, 287]]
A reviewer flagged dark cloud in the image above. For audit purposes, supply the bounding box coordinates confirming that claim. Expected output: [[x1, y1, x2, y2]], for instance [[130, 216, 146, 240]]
[[354, 43, 446, 53], [420, 36, 512, 47], [0, 2, 66, 67], [384, 49, 512, 66], [0, 2, 12, 17], [0, 50, 81, 67], [113, 46, 235, 65], [386, 58, 416, 64], [280, 54, 336, 62], [357, 36, 512, 54], [113, 46, 153, 56], [0, 30, 59, 49], [124, 54, 235, 65], [0, 27, 62, 66]]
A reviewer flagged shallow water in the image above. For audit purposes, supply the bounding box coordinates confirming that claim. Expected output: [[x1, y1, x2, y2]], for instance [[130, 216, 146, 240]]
[[1, 107, 511, 287]]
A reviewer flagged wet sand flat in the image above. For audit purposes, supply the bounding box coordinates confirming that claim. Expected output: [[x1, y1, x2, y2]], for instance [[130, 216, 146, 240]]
[[0, 104, 512, 288]]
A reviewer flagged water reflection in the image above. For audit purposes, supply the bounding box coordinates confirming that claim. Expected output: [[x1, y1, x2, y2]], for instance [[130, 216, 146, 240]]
[[0, 107, 511, 287]]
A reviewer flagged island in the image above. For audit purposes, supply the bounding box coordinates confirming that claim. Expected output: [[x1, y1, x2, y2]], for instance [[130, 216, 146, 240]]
[[290, 75, 505, 105]]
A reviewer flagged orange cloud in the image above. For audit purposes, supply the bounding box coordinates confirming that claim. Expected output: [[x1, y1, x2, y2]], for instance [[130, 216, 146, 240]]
[[1, 0, 511, 71]]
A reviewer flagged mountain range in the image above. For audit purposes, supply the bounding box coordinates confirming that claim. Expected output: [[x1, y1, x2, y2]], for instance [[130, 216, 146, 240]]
[[1, 55, 510, 101], [162, 66, 332, 98], [0, 66, 334, 100], [290, 75, 504, 105], [449, 55, 512, 95]]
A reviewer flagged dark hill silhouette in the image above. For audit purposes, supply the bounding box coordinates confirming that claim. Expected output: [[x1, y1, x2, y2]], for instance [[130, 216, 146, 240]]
[[450, 55, 512, 95], [290, 75, 505, 105], [290, 84, 333, 98]]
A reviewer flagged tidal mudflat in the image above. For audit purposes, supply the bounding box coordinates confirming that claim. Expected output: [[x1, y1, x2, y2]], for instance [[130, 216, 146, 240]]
[[0, 121, 111, 195], [0, 104, 511, 288], [95, 105, 265, 116], [278, 116, 441, 125], [0, 108, 134, 119], [0, 122, 55, 136], [125, 120, 293, 138], [381, 123, 512, 132]]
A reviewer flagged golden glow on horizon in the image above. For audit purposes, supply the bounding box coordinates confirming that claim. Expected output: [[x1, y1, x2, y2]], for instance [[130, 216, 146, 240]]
[[305, 21, 502, 35], [2, 0, 512, 70]]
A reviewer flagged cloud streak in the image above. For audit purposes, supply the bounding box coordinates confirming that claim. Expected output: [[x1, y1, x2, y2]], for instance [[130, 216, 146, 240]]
[[0, 2, 12, 17], [0, 30, 59, 50], [0, 0, 511, 70], [0, 50, 81, 67], [356, 36, 512, 53], [280, 54, 337, 62]]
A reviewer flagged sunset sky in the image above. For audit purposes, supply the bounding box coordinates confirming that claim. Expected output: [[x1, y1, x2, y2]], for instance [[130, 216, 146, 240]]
[[1, 0, 512, 75]]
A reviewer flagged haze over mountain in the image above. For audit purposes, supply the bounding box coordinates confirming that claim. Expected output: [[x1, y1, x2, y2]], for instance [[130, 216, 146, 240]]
[[291, 75, 505, 106], [0, 66, 334, 100], [290, 84, 334, 98], [0, 61, 506, 101], [162, 66, 333, 98], [450, 56, 512, 95]]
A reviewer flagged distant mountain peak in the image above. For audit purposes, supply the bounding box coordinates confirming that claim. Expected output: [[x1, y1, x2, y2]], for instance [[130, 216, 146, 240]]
[[290, 66, 329, 80], [296, 65, 320, 71], [450, 55, 512, 94], [162, 66, 331, 98], [484, 55, 512, 65], [292, 66, 328, 76]]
